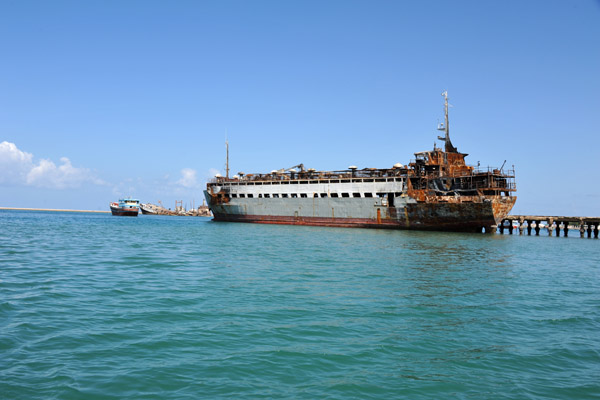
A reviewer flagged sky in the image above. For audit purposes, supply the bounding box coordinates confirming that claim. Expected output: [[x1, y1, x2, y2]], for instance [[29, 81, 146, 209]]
[[1, 0, 599, 215]]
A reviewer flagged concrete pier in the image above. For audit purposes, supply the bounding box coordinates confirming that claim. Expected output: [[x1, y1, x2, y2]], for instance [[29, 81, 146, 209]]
[[500, 215, 600, 238]]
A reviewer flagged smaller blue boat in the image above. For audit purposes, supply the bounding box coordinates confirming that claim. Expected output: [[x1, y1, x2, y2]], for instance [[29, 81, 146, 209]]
[[110, 198, 140, 216]]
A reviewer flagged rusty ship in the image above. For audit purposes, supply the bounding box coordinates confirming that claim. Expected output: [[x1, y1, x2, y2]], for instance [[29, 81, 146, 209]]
[[205, 92, 516, 233]]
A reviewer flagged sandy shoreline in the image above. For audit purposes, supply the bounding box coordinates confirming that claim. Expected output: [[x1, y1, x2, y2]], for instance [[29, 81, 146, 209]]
[[0, 207, 109, 214]]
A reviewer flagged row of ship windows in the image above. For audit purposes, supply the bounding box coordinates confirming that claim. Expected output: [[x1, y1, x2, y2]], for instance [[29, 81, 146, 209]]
[[222, 177, 404, 186], [230, 192, 404, 199]]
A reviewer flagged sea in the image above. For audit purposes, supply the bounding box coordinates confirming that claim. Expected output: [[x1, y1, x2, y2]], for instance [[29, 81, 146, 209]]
[[1, 209, 599, 400]]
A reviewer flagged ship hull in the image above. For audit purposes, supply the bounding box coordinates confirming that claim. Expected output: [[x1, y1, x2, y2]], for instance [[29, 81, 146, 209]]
[[110, 206, 139, 216], [205, 192, 516, 233], [140, 205, 157, 215]]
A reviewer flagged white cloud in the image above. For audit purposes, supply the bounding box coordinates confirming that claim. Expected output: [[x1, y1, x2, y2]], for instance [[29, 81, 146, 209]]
[[0, 141, 106, 189], [176, 168, 198, 188], [0, 141, 34, 183], [0, 141, 33, 164]]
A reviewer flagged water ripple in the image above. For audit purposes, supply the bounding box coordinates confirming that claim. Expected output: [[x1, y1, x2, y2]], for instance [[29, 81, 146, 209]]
[[1, 210, 599, 399]]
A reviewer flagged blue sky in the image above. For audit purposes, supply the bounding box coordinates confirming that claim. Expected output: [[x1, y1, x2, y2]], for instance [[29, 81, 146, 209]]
[[1, 0, 599, 215]]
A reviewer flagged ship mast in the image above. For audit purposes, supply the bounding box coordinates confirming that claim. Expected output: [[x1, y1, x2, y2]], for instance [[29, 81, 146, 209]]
[[225, 140, 230, 179], [443, 91, 449, 140], [437, 91, 458, 153]]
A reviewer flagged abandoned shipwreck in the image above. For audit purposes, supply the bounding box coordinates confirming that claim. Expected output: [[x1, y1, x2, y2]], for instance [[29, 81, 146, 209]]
[[205, 92, 516, 233]]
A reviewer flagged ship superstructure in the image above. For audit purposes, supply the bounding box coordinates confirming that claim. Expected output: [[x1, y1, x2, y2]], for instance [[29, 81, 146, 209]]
[[205, 92, 516, 233]]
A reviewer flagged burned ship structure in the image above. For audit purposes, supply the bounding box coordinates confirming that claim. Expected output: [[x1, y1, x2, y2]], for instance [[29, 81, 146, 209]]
[[205, 92, 516, 233]]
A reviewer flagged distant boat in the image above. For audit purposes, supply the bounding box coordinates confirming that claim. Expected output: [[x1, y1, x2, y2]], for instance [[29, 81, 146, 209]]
[[140, 203, 158, 215], [110, 198, 140, 216]]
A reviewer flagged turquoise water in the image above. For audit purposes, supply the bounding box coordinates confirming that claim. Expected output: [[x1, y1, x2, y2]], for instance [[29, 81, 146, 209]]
[[1, 210, 599, 399]]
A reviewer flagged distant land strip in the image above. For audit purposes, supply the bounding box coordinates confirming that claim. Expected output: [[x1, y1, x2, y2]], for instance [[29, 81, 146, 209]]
[[0, 207, 109, 214]]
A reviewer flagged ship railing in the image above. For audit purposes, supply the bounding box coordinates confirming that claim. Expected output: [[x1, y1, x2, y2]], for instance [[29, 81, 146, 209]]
[[208, 167, 410, 184], [456, 174, 516, 190], [412, 175, 516, 191], [472, 167, 516, 177], [208, 167, 517, 187], [208, 164, 516, 184], [469, 179, 516, 190]]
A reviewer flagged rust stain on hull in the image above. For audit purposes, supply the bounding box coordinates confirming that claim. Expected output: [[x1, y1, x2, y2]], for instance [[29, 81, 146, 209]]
[[211, 196, 516, 233]]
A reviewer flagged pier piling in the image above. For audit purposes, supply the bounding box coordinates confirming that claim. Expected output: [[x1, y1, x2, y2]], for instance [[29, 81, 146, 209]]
[[501, 216, 600, 239], [519, 218, 524, 235]]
